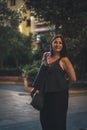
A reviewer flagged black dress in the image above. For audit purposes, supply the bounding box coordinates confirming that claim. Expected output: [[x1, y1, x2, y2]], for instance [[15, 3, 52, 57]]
[[39, 59, 69, 130]]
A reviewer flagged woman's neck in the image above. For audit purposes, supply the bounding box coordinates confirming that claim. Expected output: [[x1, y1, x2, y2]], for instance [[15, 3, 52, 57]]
[[52, 52, 60, 58]]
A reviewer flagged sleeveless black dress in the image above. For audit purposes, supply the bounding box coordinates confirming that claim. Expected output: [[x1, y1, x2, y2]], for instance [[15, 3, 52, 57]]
[[40, 59, 69, 130]]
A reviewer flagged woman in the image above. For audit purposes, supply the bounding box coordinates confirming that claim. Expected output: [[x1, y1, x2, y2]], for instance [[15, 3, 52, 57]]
[[24, 34, 76, 130]]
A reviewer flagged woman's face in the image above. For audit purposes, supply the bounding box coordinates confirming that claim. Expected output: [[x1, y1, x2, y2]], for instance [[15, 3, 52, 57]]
[[52, 37, 63, 53]]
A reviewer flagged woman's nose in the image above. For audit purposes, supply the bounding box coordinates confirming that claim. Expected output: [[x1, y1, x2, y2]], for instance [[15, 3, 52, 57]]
[[56, 42, 60, 45]]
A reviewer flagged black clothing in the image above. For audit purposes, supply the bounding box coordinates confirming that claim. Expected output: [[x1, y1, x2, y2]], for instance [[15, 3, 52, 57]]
[[32, 58, 68, 92], [40, 90, 68, 130], [44, 59, 69, 92], [32, 58, 69, 130], [32, 64, 47, 90]]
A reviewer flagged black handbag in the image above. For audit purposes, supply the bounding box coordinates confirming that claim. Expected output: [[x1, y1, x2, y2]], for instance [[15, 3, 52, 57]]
[[30, 64, 46, 111], [30, 90, 44, 111]]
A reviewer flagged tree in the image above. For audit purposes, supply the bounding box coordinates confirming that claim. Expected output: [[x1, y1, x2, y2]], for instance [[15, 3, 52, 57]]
[[24, 0, 87, 80], [0, 26, 11, 67], [0, 0, 19, 29], [0, 25, 34, 68], [76, 27, 87, 79], [24, 0, 87, 37]]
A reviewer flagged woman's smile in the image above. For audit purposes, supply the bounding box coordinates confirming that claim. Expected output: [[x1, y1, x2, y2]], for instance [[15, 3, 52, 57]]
[[52, 37, 63, 52]]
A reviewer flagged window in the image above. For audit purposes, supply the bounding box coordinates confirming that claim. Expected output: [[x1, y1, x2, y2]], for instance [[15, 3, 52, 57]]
[[10, 0, 16, 6], [26, 19, 31, 27]]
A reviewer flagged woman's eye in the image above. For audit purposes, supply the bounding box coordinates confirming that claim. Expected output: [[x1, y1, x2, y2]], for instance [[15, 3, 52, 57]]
[[54, 41, 62, 44], [54, 41, 57, 44], [59, 41, 62, 44]]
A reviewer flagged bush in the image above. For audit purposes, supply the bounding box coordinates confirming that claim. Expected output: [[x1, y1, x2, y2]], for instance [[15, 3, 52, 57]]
[[21, 60, 40, 82], [0, 68, 21, 76]]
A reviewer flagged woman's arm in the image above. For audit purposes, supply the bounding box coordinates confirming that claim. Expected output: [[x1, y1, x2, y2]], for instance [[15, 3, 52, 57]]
[[62, 57, 76, 84]]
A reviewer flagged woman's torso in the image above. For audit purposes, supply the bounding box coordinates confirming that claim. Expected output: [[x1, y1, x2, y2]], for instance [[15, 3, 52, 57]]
[[44, 58, 69, 92]]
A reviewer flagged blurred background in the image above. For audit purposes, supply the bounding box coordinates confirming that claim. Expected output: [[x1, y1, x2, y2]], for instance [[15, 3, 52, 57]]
[[0, 0, 87, 82]]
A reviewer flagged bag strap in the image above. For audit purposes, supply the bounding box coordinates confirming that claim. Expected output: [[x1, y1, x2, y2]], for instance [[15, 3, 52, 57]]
[[42, 52, 50, 65]]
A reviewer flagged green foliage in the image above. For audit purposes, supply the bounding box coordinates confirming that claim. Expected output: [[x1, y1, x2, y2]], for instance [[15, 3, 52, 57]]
[[0, 26, 11, 67], [0, 25, 33, 68], [0, 0, 19, 28], [21, 60, 40, 81], [25, 0, 87, 36], [17, 4, 27, 23], [65, 37, 80, 58], [0, 67, 21, 76], [0, 0, 87, 79], [24, 0, 87, 79], [10, 10, 19, 29], [65, 35, 87, 80], [33, 34, 51, 60]]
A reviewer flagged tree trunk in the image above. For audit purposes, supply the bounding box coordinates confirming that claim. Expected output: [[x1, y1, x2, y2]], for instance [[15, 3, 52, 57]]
[[15, 58, 19, 68], [0, 60, 4, 68]]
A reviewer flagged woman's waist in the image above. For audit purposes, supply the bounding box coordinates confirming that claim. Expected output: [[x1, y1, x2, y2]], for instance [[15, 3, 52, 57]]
[[44, 85, 68, 93]]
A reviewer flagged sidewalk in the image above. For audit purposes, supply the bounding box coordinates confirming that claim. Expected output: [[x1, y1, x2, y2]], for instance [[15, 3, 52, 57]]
[[0, 84, 87, 130]]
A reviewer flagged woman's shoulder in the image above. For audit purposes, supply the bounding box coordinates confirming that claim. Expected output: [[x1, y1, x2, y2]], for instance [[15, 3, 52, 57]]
[[42, 52, 50, 58], [43, 51, 50, 56], [61, 56, 69, 62], [60, 56, 74, 72], [60, 57, 71, 65]]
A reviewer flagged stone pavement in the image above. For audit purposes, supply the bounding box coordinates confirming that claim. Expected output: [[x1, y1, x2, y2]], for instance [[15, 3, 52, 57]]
[[0, 84, 87, 130]]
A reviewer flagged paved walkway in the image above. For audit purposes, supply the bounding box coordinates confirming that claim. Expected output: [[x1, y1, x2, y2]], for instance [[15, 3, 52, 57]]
[[0, 84, 87, 130]]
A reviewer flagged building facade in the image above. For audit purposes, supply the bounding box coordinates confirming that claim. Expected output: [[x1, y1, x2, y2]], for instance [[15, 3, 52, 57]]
[[6, 0, 49, 36]]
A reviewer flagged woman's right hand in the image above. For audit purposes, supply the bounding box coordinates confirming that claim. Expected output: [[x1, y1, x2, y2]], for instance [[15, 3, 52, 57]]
[[23, 78, 39, 96], [30, 88, 39, 97]]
